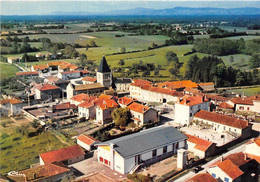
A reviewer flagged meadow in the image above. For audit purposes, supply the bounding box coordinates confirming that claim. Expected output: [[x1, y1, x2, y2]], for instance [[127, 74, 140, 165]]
[[227, 87, 260, 96], [217, 26, 260, 34], [223, 35, 260, 41], [0, 62, 20, 80], [221, 54, 252, 71], [0, 125, 73, 175]]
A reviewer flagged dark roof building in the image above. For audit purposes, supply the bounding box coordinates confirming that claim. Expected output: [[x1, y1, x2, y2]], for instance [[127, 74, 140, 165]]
[[97, 56, 111, 73]]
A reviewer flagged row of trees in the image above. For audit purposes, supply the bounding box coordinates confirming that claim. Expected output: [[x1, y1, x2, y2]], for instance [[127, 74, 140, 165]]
[[193, 38, 260, 56], [185, 55, 260, 87]]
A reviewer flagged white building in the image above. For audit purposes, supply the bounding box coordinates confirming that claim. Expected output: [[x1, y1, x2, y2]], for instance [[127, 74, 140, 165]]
[[57, 70, 81, 80], [127, 102, 158, 126], [193, 110, 252, 139], [77, 134, 99, 151], [96, 99, 119, 125], [245, 136, 260, 163], [227, 95, 260, 113], [174, 95, 210, 126], [114, 78, 132, 92], [95, 126, 187, 174], [96, 56, 112, 88]]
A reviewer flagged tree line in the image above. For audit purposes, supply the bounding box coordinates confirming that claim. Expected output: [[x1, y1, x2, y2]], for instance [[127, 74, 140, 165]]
[[185, 55, 260, 87]]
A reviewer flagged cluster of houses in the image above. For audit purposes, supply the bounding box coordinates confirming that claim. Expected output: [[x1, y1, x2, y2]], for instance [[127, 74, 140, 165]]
[[1, 56, 260, 181]]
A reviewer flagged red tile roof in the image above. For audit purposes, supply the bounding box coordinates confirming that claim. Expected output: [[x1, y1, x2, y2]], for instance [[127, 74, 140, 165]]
[[75, 83, 105, 91], [247, 136, 260, 147], [20, 162, 70, 181], [217, 159, 244, 179], [99, 94, 113, 100], [186, 134, 213, 152], [127, 102, 150, 114], [34, 83, 59, 91], [219, 102, 234, 109], [186, 173, 217, 182], [194, 110, 250, 129], [82, 76, 97, 82], [48, 61, 68, 66], [230, 95, 260, 105], [61, 70, 80, 75], [0, 98, 22, 104], [130, 79, 152, 88], [156, 80, 198, 89], [69, 65, 79, 70], [16, 71, 39, 76], [39, 145, 85, 164], [98, 99, 119, 110], [70, 94, 96, 103], [53, 102, 76, 110], [118, 97, 133, 106], [184, 87, 201, 95], [80, 70, 89, 74], [32, 64, 49, 71], [179, 95, 209, 106], [246, 153, 260, 163], [77, 134, 98, 146]]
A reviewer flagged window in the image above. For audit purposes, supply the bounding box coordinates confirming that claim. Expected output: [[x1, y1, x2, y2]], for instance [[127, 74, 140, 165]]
[[138, 115, 140, 119], [163, 146, 167, 153], [135, 155, 141, 164], [212, 173, 216, 178], [152, 149, 157, 157], [247, 107, 250, 111], [190, 113, 192, 117], [224, 126, 226, 130], [224, 177, 229, 182]]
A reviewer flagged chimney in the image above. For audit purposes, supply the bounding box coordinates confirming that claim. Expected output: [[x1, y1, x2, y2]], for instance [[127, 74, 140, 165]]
[[177, 97, 180, 103], [143, 107, 146, 112], [221, 156, 224, 162], [184, 98, 187, 105], [244, 154, 248, 160]]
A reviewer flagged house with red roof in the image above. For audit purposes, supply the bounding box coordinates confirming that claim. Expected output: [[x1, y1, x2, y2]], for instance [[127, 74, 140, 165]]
[[77, 134, 99, 151], [16, 71, 39, 78], [6, 162, 71, 182], [96, 99, 119, 125], [82, 76, 97, 84], [39, 145, 85, 165], [208, 152, 255, 182], [0, 98, 25, 115], [185, 134, 216, 158], [226, 95, 260, 113], [70, 93, 97, 106], [57, 70, 81, 80], [127, 102, 158, 126], [186, 173, 217, 182], [193, 110, 252, 139], [118, 97, 134, 108], [197, 82, 215, 92], [175, 95, 210, 126], [33, 83, 60, 101], [245, 136, 260, 163]]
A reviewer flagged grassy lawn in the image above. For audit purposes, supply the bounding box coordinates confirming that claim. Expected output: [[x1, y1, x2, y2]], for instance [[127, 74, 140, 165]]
[[0, 126, 73, 175], [0, 62, 20, 80], [221, 54, 252, 71], [227, 87, 260, 96]]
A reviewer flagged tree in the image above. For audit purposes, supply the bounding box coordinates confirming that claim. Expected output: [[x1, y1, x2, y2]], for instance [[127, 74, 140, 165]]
[[168, 61, 180, 79], [79, 53, 87, 67], [229, 56, 234, 63], [119, 47, 126, 53], [111, 108, 131, 127], [154, 69, 159, 76], [165, 51, 178, 65], [249, 54, 260, 69], [21, 53, 29, 63], [90, 40, 97, 47], [142, 70, 150, 77], [118, 59, 125, 66]]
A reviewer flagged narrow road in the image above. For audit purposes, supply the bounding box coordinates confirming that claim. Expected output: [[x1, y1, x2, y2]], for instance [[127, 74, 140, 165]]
[[14, 63, 30, 72]]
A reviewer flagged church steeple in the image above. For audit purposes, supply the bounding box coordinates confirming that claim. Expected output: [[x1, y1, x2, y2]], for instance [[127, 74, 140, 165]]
[[98, 56, 111, 73], [97, 56, 112, 88]]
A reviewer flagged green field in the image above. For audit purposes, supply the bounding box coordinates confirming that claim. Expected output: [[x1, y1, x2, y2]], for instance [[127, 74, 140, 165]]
[[0, 63, 20, 80], [227, 87, 260, 96], [223, 35, 260, 41], [0, 128, 72, 174], [217, 26, 260, 35], [1, 51, 50, 59], [221, 54, 252, 71]]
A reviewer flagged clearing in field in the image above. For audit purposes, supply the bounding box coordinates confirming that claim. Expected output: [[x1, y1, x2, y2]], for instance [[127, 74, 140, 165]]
[[0, 62, 20, 80], [227, 87, 260, 96], [221, 54, 252, 71]]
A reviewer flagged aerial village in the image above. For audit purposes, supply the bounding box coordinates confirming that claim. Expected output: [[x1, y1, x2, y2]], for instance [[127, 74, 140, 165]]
[[1, 56, 259, 182]]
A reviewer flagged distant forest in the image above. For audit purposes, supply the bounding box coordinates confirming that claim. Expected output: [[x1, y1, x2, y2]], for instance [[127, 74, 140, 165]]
[[1, 15, 260, 26]]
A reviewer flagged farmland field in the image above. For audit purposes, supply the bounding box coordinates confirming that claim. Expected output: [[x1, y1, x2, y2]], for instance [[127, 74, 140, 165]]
[[0, 63, 20, 80], [0, 126, 72, 175], [223, 35, 260, 41], [217, 26, 260, 34], [227, 87, 260, 96], [221, 54, 252, 71]]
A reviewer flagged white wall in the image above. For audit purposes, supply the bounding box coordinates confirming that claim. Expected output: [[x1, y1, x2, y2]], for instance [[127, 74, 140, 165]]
[[246, 143, 259, 156], [77, 139, 91, 151], [208, 166, 235, 182]]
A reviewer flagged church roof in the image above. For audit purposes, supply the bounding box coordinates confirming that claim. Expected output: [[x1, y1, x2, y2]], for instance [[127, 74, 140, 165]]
[[97, 56, 111, 73]]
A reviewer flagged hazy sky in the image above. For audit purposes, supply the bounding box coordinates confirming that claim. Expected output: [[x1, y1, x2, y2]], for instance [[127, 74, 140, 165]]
[[1, 1, 260, 15]]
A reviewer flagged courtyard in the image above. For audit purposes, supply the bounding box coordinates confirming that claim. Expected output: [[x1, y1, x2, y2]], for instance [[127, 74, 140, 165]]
[[180, 125, 236, 146]]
